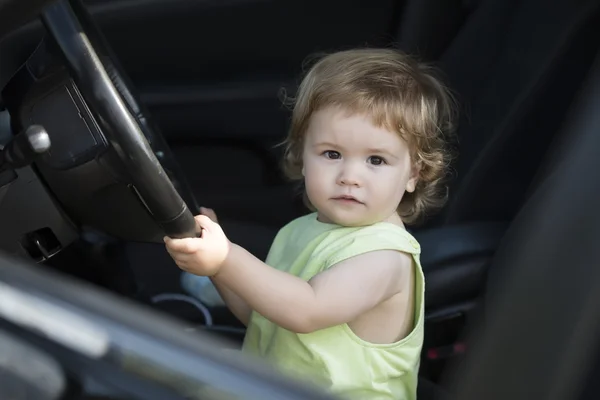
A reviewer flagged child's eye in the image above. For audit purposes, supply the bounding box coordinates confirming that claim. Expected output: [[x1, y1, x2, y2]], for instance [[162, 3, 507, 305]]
[[323, 150, 341, 160], [368, 156, 386, 166]]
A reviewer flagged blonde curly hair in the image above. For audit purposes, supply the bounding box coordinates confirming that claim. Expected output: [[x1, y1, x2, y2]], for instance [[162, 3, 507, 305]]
[[281, 48, 457, 225]]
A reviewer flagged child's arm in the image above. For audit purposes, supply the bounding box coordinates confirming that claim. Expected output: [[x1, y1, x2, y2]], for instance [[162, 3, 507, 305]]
[[209, 275, 252, 326], [215, 243, 411, 333], [165, 215, 411, 333]]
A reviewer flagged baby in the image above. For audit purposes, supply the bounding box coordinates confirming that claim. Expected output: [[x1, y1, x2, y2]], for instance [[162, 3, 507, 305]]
[[165, 48, 455, 399]]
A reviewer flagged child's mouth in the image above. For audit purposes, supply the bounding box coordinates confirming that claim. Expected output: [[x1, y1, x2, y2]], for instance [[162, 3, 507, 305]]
[[332, 196, 363, 204]]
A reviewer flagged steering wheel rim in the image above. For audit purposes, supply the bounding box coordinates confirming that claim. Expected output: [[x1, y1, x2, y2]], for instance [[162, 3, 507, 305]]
[[65, 0, 201, 217], [39, 0, 197, 239]]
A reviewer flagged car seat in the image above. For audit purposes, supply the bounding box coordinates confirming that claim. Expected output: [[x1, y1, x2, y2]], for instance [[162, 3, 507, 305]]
[[445, 44, 600, 400], [433, 0, 600, 227]]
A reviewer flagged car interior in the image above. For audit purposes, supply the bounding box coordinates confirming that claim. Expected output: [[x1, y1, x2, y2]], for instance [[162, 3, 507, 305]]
[[1, 0, 600, 398]]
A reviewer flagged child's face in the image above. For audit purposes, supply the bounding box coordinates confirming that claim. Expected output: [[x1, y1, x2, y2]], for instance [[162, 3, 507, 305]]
[[302, 106, 418, 227]]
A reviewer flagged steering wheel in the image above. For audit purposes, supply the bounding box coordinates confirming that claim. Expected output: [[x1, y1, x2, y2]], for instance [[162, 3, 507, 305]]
[[38, 0, 198, 239]]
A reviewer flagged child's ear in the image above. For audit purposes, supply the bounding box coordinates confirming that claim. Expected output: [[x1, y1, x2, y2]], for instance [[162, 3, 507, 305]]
[[405, 161, 421, 193]]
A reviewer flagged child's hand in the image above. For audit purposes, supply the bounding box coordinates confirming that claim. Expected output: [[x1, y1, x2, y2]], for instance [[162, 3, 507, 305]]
[[164, 213, 230, 277]]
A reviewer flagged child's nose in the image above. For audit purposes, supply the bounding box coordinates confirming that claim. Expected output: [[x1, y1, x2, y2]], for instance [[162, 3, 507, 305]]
[[337, 164, 361, 186]]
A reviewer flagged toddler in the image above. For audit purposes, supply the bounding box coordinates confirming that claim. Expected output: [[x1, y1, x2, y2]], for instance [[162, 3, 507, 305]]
[[165, 48, 455, 399]]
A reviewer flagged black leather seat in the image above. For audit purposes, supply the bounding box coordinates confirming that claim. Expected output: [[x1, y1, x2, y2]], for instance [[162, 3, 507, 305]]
[[396, 0, 472, 62], [446, 45, 600, 400], [435, 0, 600, 227]]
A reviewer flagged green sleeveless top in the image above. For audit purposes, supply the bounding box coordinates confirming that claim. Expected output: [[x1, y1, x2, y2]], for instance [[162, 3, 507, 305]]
[[242, 213, 425, 400]]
